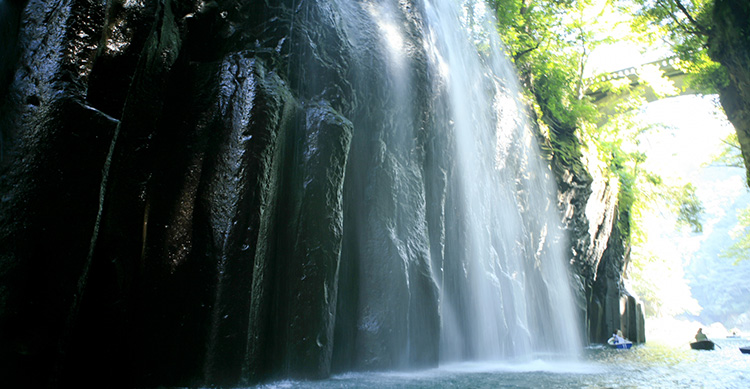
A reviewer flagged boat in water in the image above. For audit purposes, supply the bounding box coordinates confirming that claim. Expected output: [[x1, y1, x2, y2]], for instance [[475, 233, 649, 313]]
[[607, 337, 633, 349], [739, 346, 750, 354], [690, 340, 715, 350]]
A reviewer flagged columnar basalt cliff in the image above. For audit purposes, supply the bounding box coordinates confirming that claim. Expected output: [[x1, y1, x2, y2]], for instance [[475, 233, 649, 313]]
[[558, 166, 645, 345], [1, 0, 634, 387], [525, 76, 645, 346], [545, 132, 646, 346]]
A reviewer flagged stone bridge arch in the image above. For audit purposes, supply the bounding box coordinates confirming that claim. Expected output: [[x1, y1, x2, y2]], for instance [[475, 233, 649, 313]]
[[587, 57, 696, 119]]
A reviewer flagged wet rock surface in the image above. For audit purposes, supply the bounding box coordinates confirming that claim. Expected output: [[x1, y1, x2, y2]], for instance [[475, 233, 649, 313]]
[[553, 152, 646, 345]]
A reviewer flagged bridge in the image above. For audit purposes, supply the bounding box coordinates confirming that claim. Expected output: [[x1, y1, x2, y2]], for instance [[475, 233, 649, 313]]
[[586, 56, 694, 111]]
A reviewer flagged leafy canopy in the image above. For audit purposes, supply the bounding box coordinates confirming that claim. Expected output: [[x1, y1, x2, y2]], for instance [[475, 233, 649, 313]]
[[488, 0, 716, 316], [629, 0, 729, 92]]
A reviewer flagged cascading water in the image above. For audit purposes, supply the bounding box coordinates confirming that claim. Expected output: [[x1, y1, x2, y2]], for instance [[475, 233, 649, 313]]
[[326, 0, 582, 371]]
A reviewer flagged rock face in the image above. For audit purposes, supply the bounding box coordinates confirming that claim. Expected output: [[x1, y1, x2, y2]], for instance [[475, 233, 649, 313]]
[[1, 1, 350, 386], [0, 0, 631, 387], [710, 0, 750, 186], [553, 157, 646, 345]]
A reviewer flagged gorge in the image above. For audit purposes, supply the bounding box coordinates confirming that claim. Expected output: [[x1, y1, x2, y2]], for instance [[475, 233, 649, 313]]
[[0, 0, 641, 387]]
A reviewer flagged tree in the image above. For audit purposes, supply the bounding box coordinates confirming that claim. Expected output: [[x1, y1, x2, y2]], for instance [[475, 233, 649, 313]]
[[489, 0, 712, 317], [630, 0, 728, 93], [632, 0, 750, 188], [488, 0, 702, 238]]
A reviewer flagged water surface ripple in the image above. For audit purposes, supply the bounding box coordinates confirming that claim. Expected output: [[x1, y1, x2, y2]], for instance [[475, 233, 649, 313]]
[[257, 339, 750, 388]]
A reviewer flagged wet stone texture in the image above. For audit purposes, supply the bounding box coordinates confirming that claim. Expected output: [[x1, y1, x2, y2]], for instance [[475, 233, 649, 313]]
[[0, 0, 354, 386], [553, 156, 646, 345]]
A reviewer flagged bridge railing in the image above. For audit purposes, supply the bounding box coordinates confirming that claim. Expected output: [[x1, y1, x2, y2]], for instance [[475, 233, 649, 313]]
[[591, 56, 681, 83]]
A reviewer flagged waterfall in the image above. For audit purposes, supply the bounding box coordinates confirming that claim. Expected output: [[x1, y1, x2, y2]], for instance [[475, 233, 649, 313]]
[[325, 0, 582, 370]]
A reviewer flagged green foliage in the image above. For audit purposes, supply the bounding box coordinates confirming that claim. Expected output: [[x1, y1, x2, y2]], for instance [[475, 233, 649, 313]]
[[582, 69, 687, 243], [488, 0, 573, 62], [678, 52, 730, 93], [630, 0, 729, 93], [488, 0, 687, 248], [488, 0, 740, 318], [488, 1, 718, 311], [672, 183, 705, 233], [707, 131, 743, 168], [722, 205, 750, 264], [488, 0, 608, 180], [489, 0, 604, 132]]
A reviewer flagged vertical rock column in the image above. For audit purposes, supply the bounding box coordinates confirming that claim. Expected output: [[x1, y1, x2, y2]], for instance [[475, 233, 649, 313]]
[[621, 294, 646, 343], [270, 102, 352, 379], [0, 0, 117, 386], [199, 54, 296, 386]]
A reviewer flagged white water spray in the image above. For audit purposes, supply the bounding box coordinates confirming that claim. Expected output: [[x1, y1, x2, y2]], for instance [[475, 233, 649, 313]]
[[331, 0, 582, 367]]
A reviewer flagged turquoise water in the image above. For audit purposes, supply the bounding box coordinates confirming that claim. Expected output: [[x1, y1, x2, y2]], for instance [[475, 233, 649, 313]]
[[258, 339, 750, 388]]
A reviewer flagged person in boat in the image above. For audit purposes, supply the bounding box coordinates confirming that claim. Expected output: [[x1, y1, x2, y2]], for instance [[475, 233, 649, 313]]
[[695, 328, 708, 342], [613, 329, 626, 344]]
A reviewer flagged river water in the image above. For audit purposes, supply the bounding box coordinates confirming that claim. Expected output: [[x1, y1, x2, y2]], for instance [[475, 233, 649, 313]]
[[256, 338, 750, 388]]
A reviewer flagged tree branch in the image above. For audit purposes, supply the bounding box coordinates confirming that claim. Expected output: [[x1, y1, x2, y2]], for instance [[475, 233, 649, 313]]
[[672, 0, 710, 36], [655, 0, 706, 37], [720, 137, 742, 152], [513, 41, 540, 61]]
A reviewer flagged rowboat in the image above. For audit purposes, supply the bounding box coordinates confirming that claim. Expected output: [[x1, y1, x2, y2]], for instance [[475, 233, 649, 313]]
[[607, 337, 633, 349], [690, 340, 715, 350]]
